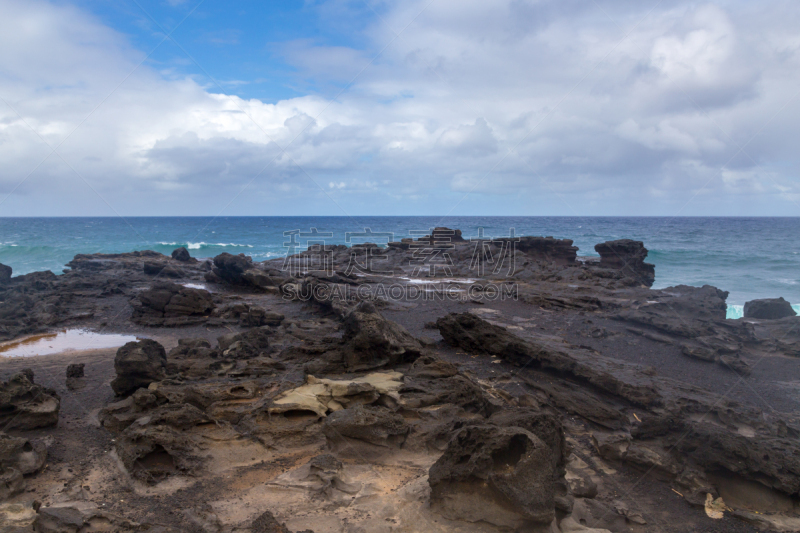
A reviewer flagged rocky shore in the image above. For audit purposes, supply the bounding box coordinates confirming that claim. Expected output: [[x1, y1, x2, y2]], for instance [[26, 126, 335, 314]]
[[1, 230, 800, 532]]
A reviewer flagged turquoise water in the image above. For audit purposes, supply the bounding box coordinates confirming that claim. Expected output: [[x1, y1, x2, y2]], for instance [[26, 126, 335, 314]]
[[1, 217, 799, 308], [726, 304, 800, 319]]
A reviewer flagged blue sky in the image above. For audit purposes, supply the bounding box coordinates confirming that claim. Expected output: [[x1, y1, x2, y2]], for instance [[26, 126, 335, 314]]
[[0, 0, 799, 216], [71, 0, 377, 102]]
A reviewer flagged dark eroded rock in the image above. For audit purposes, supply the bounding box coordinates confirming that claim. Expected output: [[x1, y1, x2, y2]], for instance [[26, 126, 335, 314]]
[[131, 282, 215, 327], [744, 297, 797, 320], [0, 372, 60, 430], [171, 246, 192, 262], [65, 363, 84, 378], [251, 510, 314, 533], [323, 405, 409, 448], [340, 301, 422, 372], [429, 425, 560, 529], [595, 239, 655, 287], [111, 339, 167, 396], [0, 263, 11, 285]]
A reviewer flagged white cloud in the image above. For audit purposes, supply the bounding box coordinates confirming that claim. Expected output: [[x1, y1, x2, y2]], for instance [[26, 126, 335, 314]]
[[0, 0, 799, 216]]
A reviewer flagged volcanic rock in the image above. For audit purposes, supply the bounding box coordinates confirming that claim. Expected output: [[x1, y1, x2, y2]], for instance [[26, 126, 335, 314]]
[[65, 363, 84, 378], [142, 261, 183, 278], [504, 236, 578, 265], [217, 327, 271, 359], [594, 239, 655, 287], [339, 301, 422, 372], [208, 252, 253, 284], [0, 431, 47, 501], [0, 263, 11, 285], [323, 404, 409, 449], [437, 311, 800, 497], [110, 339, 167, 396], [171, 246, 192, 262], [0, 372, 60, 430], [131, 281, 215, 326], [0, 431, 48, 475], [33, 501, 171, 533], [429, 424, 560, 529], [744, 297, 797, 319], [251, 510, 314, 533]]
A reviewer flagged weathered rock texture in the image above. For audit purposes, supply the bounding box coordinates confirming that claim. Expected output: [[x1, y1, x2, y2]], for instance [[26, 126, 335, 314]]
[[110, 339, 167, 396], [594, 239, 655, 287], [744, 297, 797, 319], [0, 372, 60, 430]]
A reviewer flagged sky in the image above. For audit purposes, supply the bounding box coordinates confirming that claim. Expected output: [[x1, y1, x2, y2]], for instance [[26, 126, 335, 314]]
[[0, 0, 799, 216]]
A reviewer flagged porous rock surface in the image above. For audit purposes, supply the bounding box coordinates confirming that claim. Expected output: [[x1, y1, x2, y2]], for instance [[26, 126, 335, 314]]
[[2, 229, 800, 532]]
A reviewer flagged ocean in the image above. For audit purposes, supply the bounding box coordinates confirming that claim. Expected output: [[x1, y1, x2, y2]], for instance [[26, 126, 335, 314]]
[[1, 217, 799, 317]]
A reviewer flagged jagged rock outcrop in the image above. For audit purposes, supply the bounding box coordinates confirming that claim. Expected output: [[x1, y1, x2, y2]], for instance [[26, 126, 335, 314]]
[[437, 311, 800, 499], [503, 236, 578, 265], [615, 284, 730, 337], [429, 423, 561, 529], [0, 263, 11, 285], [300, 301, 423, 374], [744, 297, 797, 319], [131, 281, 215, 326], [0, 372, 60, 430], [205, 252, 286, 291], [171, 246, 193, 262], [594, 239, 655, 287], [110, 339, 167, 396], [340, 301, 422, 371]]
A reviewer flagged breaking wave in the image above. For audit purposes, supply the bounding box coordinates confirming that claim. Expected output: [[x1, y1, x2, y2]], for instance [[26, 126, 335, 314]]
[[156, 242, 254, 250]]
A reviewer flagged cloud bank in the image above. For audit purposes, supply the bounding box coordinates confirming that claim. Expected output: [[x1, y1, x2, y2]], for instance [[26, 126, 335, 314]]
[[0, 0, 799, 216]]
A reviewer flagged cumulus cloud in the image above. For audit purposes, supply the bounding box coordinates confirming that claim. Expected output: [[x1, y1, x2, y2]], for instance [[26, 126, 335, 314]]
[[0, 0, 798, 216]]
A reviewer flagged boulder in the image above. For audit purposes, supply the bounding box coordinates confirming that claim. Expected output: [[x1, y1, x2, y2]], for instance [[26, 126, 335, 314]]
[[429, 424, 560, 528], [131, 282, 215, 326], [209, 252, 253, 285], [65, 363, 84, 378], [110, 339, 167, 396], [744, 297, 797, 319], [171, 246, 192, 262], [0, 372, 60, 430], [594, 239, 655, 287]]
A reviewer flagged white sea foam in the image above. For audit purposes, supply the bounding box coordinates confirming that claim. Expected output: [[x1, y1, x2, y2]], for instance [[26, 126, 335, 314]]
[[157, 242, 254, 249]]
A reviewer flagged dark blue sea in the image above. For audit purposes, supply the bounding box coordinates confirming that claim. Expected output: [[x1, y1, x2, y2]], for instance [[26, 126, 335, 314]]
[[1, 217, 799, 316]]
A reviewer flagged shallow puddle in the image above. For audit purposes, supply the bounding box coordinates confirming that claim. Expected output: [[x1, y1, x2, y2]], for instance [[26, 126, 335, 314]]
[[0, 329, 139, 358]]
